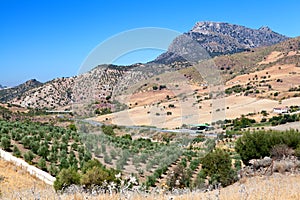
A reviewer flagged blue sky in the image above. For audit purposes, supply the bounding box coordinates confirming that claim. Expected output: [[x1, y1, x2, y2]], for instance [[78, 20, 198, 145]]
[[1, 0, 300, 86]]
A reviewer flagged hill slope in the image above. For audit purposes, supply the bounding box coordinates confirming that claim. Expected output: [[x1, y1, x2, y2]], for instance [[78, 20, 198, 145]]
[[0, 79, 42, 103]]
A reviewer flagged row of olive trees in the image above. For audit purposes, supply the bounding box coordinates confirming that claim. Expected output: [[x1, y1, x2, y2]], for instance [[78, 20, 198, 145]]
[[0, 120, 91, 176]]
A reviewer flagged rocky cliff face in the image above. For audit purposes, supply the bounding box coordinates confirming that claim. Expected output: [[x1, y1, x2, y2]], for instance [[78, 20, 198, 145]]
[[154, 22, 289, 64]]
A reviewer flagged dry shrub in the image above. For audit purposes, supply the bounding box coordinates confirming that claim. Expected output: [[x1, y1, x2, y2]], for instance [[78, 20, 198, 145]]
[[271, 144, 294, 159]]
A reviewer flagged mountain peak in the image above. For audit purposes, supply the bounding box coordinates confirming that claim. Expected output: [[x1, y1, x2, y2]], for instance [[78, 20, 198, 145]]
[[23, 79, 42, 87], [259, 26, 272, 32], [154, 21, 288, 64]]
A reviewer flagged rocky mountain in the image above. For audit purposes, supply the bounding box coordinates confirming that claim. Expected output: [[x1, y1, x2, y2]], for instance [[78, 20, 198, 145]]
[[1, 22, 297, 111], [0, 79, 42, 102], [154, 21, 289, 64]]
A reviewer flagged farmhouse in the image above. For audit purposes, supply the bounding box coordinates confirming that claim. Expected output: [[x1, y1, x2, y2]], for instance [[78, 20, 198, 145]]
[[273, 107, 289, 114]]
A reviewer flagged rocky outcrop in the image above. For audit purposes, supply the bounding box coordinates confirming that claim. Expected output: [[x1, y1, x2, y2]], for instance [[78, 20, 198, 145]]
[[239, 156, 300, 178]]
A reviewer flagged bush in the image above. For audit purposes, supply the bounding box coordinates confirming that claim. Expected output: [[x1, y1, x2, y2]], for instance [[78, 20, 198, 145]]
[[271, 144, 294, 159], [81, 159, 104, 174], [201, 149, 236, 186], [80, 166, 117, 188], [54, 168, 81, 191], [12, 145, 21, 157], [236, 130, 300, 164], [102, 125, 115, 136], [167, 164, 192, 188], [1, 137, 11, 151], [37, 158, 47, 171], [23, 150, 35, 164]]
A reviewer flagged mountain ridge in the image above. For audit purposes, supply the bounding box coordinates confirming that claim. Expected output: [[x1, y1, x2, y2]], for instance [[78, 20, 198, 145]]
[[153, 21, 288, 64], [1, 22, 298, 111]]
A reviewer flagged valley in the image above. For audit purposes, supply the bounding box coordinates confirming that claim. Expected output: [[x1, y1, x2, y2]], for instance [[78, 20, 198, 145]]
[[0, 20, 300, 200]]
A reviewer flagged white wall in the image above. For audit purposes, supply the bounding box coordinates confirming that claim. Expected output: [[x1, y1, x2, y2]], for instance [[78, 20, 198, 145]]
[[0, 149, 56, 185]]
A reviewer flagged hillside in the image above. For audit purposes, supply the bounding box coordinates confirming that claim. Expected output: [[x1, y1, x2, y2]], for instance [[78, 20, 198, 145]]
[[92, 37, 300, 128], [154, 21, 288, 64], [0, 28, 298, 117], [0, 79, 42, 102]]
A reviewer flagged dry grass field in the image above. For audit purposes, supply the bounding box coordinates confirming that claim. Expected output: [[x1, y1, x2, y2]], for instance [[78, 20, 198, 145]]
[[0, 158, 56, 199], [92, 49, 300, 129]]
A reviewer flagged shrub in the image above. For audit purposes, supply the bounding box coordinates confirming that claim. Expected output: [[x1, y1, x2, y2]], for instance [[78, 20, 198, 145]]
[[81, 166, 117, 188], [23, 150, 35, 164], [102, 125, 115, 136], [271, 144, 294, 159], [236, 130, 300, 164], [37, 158, 47, 171], [54, 168, 81, 191], [12, 145, 21, 157], [201, 149, 236, 186], [167, 164, 192, 188], [0, 137, 11, 151]]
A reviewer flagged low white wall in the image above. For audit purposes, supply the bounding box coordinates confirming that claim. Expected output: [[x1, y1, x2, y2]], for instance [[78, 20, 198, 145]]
[[0, 149, 56, 185]]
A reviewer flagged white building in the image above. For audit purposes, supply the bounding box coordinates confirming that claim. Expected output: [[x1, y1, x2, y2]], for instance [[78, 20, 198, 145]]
[[273, 107, 289, 114]]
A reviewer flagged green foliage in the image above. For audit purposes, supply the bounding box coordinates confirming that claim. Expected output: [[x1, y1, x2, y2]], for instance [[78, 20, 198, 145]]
[[0, 137, 11, 151], [235, 129, 300, 164], [12, 145, 21, 157], [54, 168, 81, 191], [37, 144, 49, 159], [80, 166, 117, 188], [268, 114, 299, 126], [68, 124, 77, 131], [53, 159, 118, 190], [48, 163, 59, 176], [95, 108, 112, 115], [23, 150, 35, 164], [201, 149, 236, 186], [101, 125, 115, 136], [232, 117, 256, 130], [81, 159, 103, 174], [225, 84, 253, 95], [37, 158, 47, 171], [59, 156, 69, 170]]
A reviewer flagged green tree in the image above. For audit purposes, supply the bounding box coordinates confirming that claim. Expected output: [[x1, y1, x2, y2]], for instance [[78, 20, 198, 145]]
[[80, 166, 117, 188], [0, 137, 11, 151], [59, 156, 69, 170], [48, 163, 59, 176], [29, 141, 40, 154], [12, 145, 21, 157], [101, 125, 115, 136], [23, 150, 35, 164], [37, 158, 47, 171], [37, 144, 49, 159], [53, 168, 81, 191], [21, 136, 31, 149], [201, 149, 236, 186]]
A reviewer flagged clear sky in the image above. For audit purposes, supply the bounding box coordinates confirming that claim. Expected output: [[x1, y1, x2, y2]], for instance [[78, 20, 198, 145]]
[[1, 0, 300, 86]]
